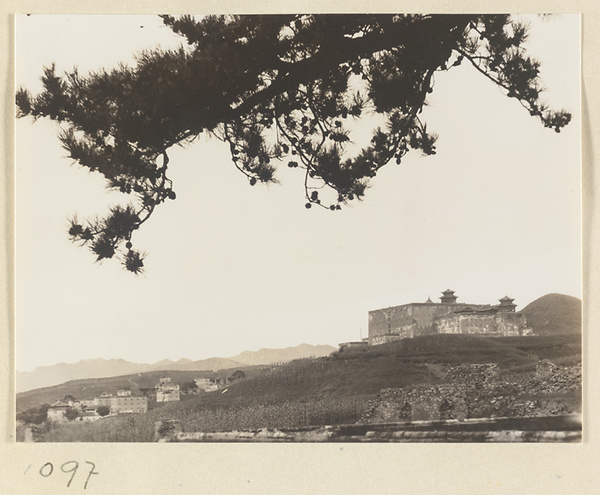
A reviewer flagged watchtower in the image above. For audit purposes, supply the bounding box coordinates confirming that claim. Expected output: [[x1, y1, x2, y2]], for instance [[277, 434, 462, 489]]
[[497, 296, 517, 312], [440, 289, 458, 304]]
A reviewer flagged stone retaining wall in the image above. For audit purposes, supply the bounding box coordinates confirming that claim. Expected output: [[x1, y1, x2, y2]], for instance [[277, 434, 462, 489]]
[[154, 415, 581, 443], [360, 362, 581, 423]]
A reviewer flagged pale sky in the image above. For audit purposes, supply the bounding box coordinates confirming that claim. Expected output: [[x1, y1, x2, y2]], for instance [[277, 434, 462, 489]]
[[15, 14, 581, 372]]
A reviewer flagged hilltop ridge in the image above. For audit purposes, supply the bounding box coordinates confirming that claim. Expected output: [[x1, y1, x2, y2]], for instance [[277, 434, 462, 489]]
[[521, 293, 581, 335]]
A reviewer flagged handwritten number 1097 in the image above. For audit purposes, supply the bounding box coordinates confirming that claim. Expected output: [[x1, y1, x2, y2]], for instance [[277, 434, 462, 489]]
[[25, 461, 98, 489]]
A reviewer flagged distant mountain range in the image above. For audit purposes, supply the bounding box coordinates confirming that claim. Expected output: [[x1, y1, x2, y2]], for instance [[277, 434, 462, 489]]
[[16, 343, 336, 393], [521, 293, 582, 336], [230, 343, 336, 366]]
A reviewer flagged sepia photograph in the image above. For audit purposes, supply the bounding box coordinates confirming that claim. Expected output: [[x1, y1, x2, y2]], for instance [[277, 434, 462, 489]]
[[14, 13, 581, 444]]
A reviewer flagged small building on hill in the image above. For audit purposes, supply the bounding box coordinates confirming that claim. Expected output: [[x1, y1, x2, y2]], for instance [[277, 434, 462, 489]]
[[46, 401, 71, 423], [194, 378, 219, 392], [76, 410, 102, 423], [80, 391, 148, 414], [156, 377, 181, 402], [368, 290, 531, 345]]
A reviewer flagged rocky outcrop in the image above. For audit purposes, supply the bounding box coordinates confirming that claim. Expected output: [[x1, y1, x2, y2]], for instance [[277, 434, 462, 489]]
[[360, 361, 581, 424]]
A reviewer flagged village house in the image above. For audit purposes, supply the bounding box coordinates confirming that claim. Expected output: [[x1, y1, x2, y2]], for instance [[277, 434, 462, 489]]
[[46, 401, 71, 423], [194, 377, 220, 392], [75, 410, 102, 422], [60, 396, 83, 410], [80, 389, 148, 414], [156, 377, 181, 402]]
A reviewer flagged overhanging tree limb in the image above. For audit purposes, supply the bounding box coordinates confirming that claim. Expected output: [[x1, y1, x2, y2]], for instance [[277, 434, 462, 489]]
[[16, 14, 571, 273]]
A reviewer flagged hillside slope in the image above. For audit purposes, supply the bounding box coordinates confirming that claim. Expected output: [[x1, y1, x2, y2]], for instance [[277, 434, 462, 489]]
[[521, 293, 581, 335], [158, 334, 580, 408], [18, 334, 580, 413]]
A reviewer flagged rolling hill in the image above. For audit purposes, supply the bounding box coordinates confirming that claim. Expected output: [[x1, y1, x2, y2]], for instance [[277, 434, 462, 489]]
[[521, 293, 582, 335]]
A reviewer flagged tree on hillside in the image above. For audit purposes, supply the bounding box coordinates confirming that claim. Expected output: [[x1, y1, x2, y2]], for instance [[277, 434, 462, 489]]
[[139, 387, 156, 398], [96, 406, 111, 417], [181, 380, 199, 395], [230, 370, 246, 381], [16, 14, 571, 273], [16, 404, 51, 425], [64, 407, 80, 421]]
